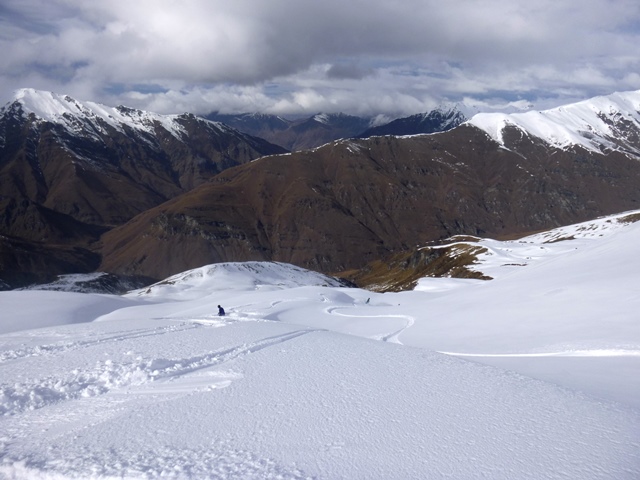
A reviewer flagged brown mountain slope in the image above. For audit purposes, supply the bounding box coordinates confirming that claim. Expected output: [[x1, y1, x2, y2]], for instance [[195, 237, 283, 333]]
[[0, 95, 286, 287], [99, 125, 640, 280], [0, 105, 286, 238]]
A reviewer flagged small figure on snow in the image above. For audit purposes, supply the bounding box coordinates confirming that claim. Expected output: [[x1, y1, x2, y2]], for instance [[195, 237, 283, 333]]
[[218, 305, 225, 316]]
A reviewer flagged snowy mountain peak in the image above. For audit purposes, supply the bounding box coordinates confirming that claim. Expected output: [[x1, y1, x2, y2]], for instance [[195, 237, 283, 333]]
[[312, 112, 354, 124], [313, 112, 332, 124], [7, 88, 191, 140], [467, 89, 640, 156], [14, 88, 87, 119], [430, 103, 464, 116]]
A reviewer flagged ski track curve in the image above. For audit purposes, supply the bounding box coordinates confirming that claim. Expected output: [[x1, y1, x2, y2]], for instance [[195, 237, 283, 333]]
[[381, 315, 416, 344], [325, 306, 416, 344]]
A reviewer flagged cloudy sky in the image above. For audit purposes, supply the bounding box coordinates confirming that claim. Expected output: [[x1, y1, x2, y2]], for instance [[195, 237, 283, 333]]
[[1, 0, 640, 119]]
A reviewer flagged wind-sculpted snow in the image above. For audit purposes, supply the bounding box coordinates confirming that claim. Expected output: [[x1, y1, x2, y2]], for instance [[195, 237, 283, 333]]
[[1, 214, 640, 478]]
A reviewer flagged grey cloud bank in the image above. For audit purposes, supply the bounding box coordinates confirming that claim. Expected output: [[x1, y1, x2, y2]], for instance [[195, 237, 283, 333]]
[[1, 0, 639, 117]]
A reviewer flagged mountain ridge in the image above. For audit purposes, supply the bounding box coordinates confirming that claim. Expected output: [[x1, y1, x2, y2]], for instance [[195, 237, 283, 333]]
[[358, 107, 466, 138], [468, 89, 640, 156], [205, 108, 472, 150]]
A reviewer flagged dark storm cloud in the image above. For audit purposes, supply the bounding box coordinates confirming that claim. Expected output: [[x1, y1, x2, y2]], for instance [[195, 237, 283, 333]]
[[1, 0, 640, 116], [326, 63, 375, 80]]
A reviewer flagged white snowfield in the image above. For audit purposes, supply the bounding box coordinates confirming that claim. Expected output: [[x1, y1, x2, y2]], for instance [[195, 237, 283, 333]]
[[1, 214, 640, 479]]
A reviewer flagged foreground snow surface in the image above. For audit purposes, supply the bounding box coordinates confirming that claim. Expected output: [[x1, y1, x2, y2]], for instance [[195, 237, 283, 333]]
[[1, 223, 640, 478]]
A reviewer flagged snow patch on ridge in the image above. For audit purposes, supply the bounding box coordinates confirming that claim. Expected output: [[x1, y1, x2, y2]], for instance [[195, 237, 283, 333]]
[[467, 89, 640, 155]]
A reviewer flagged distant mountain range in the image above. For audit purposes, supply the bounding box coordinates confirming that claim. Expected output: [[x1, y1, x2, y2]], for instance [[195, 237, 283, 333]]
[[3, 88, 640, 288], [358, 108, 466, 138], [205, 111, 371, 151], [205, 108, 466, 150]]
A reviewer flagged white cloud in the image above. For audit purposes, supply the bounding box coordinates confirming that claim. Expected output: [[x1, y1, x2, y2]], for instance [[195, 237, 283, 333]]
[[1, 0, 640, 117]]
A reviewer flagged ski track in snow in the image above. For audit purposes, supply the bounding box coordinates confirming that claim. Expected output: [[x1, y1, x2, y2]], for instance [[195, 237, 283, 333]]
[[0, 312, 272, 365], [323, 306, 640, 358], [0, 316, 322, 479], [0, 322, 201, 364], [325, 306, 416, 344], [0, 321, 319, 417]]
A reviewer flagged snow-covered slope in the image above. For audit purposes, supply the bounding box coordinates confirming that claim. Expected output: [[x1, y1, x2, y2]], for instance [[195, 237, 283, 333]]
[[468, 89, 640, 155], [129, 261, 348, 301], [422, 209, 640, 281], [1, 317, 636, 479], [1, 213, 640, 478]]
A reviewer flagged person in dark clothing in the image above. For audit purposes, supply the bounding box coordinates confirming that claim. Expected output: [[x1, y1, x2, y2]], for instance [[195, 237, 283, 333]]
[[218, 305, 225, 316]]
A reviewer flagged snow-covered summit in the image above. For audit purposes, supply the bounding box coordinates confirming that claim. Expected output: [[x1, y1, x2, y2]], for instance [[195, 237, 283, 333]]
[[311, 112, 365, 126], [467, 89, 640, 155], [8, 88, 189, 140], [313, 112, 332, 124], [128, 261, 348, 301]]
